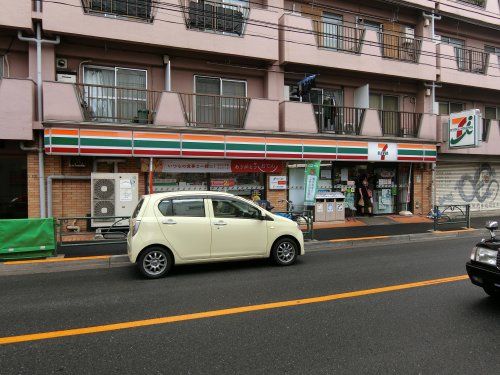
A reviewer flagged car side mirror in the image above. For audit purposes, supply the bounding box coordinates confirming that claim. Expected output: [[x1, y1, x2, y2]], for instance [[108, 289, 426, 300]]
[[260, 213, 274, 221], [486, 221, 498, 240], [485, 221, 498, 231]]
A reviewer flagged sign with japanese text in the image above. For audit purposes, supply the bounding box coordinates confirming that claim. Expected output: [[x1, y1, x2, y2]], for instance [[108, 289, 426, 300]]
[[269, 176, 287, 190], [141, 159, 284, 174], [304, 160, 321, 206]]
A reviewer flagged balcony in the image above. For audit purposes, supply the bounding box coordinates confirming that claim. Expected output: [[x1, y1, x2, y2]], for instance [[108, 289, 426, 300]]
[[437, 43, 500, 90], [0, 78, 35, 140], [184, 0, 248, 36], [75, 83, 161, 124], [457, 0, 486, 7], [179, 93, 249, 129], [379, 32, 422, 63], [0, 0, 32, 29], [436, 1, 499, 28], [313, 22, 365, 54], [313, 105, 365, 135], [453, 47, 489, 74], [43, 81, 279, 131], [279, 14, 436, 81], [378, 111, 422, 138], [82, 0, 154, 21], [42, 0, 278, 61]]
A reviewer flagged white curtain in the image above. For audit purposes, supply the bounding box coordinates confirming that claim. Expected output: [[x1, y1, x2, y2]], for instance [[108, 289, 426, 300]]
[[84, 68, 115, 121]]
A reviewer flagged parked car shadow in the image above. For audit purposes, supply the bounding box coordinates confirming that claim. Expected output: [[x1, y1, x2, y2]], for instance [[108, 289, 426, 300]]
[[131, 257, 305, 280]]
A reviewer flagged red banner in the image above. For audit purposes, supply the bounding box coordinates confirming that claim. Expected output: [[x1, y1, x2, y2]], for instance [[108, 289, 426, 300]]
[[231, 160, 284, 174]]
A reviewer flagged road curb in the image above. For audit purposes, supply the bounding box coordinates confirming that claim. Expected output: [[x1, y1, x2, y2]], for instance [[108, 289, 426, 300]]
[[0, 229, 488, 276], [305, 228, 486, 252]]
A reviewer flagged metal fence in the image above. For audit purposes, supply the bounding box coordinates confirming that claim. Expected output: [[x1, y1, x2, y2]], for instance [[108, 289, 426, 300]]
[[184, 0, 249, 35], [314, 22, 365, 54], [379, 32, 422, 63], [378, 110, 422, 137], [313, 105, 365, 135], [56, 215, 130, 249], [458, 0, 486, 7], [76, 83, 161, 124], [82, 0, 154, 20], [179, 92, 250, 128], [454, 47, 489, 74], [431, 205, 471, 231]]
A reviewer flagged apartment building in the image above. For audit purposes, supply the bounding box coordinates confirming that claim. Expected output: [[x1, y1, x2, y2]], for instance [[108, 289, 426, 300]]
[[0, 0, 498, 223]]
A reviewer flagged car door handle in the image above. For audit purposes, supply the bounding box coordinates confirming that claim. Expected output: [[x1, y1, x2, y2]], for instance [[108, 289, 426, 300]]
[[162, 219, 177, 225], [214, 221, 227, 226]]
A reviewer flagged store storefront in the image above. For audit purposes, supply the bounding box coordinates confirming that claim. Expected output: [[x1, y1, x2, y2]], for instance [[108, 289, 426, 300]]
[[141, 159, 284, 200], [288, 162, 413, 216]]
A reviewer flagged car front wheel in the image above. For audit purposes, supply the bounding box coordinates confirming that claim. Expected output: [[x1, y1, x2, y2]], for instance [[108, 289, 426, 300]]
[[138, 247, 173, 279], [271, 238, 298, 266]]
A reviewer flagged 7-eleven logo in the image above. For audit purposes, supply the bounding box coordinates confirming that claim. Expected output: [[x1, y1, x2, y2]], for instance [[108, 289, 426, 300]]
[[378, 143, 389, 160]]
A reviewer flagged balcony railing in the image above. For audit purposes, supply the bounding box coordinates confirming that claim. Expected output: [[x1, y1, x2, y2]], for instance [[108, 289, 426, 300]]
[[82, 0, 154, 21], [313, 22, 365, 54], [379, 33, 422, 63], [457, 0, 486, 7], [482, 118, 491, 141], [378, 111, 422, 137], [454, 47, 489, 74], [313, 105, 365, 135], [76, 83, 161, 124], [184, 0, 249, 36], [179, 93, 250, 128]]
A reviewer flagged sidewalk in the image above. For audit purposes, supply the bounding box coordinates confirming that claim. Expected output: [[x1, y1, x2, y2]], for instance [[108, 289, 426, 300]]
[[310, 214, 497, 241]]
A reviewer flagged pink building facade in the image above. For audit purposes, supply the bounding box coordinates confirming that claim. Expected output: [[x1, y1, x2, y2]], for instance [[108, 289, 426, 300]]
[[0, 0, 499, 219]]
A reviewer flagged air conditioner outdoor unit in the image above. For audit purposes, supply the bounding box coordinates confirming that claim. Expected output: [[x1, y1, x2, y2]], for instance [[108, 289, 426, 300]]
[[91, 172, 139, 228]]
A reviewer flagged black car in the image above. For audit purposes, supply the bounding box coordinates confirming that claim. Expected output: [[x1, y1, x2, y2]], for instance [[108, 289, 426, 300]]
[[466, 221, 500, 298]]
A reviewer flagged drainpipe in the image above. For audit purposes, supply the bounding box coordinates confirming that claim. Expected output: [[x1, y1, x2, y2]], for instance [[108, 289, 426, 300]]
[[163, 55, 171, 91], [422, 12, 442, 43], [18, 23, 60, 218], [47, 175, 91, 218]]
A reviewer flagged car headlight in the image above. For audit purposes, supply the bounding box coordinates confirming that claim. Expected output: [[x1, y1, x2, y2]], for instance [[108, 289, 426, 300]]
[[472, 246, 498, 266]]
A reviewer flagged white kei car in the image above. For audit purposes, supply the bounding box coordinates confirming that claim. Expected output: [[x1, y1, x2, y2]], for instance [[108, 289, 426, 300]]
[[128, 191, 305, 278]]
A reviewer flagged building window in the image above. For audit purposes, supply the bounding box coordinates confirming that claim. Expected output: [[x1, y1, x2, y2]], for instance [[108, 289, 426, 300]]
[[485, 45, 500, 56], [369, 93, 399, 111], [186, 0, 248, 36], [84, 0, 153, 21], [81, 65, 147, 122], [485, 106, 499, 120], [193, 75, 247, 127], [438, 101, 465, 115], [439, 36, 465, 47]]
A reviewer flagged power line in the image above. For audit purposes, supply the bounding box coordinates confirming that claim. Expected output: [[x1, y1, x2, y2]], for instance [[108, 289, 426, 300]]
[[40, 0, 500, 76]]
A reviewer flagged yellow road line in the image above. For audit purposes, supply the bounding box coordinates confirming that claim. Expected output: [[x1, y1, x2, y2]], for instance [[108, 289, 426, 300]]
[[2, 256, 111, 265], [329, 235, 389, 243], [433, 228, 475, 234], [0, 274, 469, 346]]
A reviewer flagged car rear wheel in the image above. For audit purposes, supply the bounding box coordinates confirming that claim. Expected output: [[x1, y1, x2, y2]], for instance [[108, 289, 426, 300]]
[[271, 238, 298, 266], [138, 247, 173, 279], [483, 285, 500, 299]]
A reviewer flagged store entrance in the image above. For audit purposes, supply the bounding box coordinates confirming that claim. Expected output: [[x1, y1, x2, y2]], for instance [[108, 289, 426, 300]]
[[0, 143, 27, 218], [332, 163, 410, 216]]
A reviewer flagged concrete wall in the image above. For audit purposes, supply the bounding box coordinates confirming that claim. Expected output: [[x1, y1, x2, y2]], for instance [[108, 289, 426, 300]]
[[0, 78, 35, 140]]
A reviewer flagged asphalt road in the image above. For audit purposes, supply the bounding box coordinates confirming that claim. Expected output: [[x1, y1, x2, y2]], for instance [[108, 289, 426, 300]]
[[1, 237, 499, 374]]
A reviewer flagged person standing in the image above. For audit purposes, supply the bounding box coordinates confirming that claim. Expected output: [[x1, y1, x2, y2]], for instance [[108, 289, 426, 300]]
[[358, 176, 374, 216]]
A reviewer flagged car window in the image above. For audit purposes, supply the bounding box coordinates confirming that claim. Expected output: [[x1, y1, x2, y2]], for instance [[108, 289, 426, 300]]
[[132, 198, 144, 219], [158, 198, 205, 217], [212, 199, 261, 219]]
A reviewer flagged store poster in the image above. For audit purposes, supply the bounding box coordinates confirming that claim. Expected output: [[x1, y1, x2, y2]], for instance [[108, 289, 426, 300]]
[[269, 176, 287, 190], [141, 159, 284, 174], [304, 160, 321, 206]]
